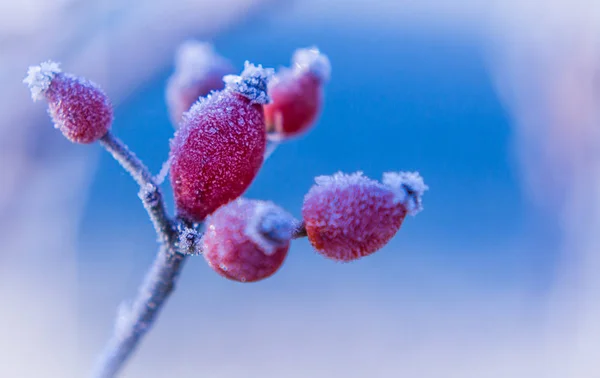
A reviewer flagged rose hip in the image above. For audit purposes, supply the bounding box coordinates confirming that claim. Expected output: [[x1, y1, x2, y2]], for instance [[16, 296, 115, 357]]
[[301, 171, 427, 261], [203, 198, 297, 282], [169, 62, 273, 221], [24, 61, 113, 144]]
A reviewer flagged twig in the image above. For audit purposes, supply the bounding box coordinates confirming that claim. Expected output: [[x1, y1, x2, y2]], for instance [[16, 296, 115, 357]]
[[99, 132, 174, 243], [93, 132, 188, 378], [154, 156, 172, 186], [264, 139, 280, 160], [94, 131, 301, 377], [91, 246, 187, 378]]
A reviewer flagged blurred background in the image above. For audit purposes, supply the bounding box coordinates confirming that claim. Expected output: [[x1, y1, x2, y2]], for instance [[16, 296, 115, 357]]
[[2, 0, 600, 377]]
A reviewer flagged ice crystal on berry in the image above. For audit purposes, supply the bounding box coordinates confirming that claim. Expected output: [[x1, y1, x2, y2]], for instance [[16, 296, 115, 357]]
[[223, 61, 273, 104], [381, 171, 428, 215], [23, 61, 61, 101], [244, 200, 297, 255]]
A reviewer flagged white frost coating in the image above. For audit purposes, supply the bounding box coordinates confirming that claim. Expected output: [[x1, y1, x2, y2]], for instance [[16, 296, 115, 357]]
[[292, 47, 331, 82], [309, 170, 427, 216], [382, 171, 428, 216], [223, 61, 274, 104], [245, 200, 296, 256], [154, 156, 172, 185], [176, 223, 200, 255], [23, 60, 61, 101], [312, 171, 376, 193], [173, 40, 232, 86]]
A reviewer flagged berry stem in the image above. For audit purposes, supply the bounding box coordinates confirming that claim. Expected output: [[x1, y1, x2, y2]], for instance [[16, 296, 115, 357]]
[[292, 222, 307, 239], [98, 132, 174, 242], [91, 245, 188, 378], [264, 139, 280, 160], [94, 131, 193, 377]]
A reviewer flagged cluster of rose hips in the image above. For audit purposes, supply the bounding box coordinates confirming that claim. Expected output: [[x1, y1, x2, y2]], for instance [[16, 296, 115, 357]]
[[23, 42, 427, 283]]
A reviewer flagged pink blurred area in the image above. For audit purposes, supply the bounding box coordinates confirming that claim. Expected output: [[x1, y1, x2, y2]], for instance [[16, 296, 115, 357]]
[[3, 0, 600, 377]]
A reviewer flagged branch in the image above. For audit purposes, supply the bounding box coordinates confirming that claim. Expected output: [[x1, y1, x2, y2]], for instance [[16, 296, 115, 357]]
[[94, 131, 298, 377], [264, 139, 280, 160], [98, 132, 174, 243], [91, 246, 188, 378], [93, 132, 193, 378]]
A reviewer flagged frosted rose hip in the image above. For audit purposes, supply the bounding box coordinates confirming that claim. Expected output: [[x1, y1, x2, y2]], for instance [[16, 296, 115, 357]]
[[264, 47, 330, 140], [170, 62, 273, 221], [166, 41, 235, 127], [301, 171, 427, 262], [203, 198, 297, 282], [23, 61, 113, 143]]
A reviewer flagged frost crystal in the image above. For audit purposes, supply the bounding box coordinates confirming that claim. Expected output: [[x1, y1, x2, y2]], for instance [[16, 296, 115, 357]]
[[23, 61, 61, 101], [245, 201, 296, 256], [223, 61, 274, 104], [311, 171, 382, 198], [176, 222, 201, 255], [292, 47, 331, 82], [314, 171, 373, 189], [382, 171, 428, 216]]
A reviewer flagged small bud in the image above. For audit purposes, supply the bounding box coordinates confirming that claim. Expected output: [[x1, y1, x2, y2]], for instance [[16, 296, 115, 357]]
[[202, 198, 296, 282], [264, 47, 330, 140], [169, 62, 272, 221], [166, 41, 235, 127], [23, 61, 113, 144], [301, 171, 427, 262]]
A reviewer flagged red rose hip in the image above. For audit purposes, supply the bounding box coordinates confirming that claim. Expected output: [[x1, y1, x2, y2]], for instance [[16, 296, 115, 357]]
[[170, 62, 273, 221], [301, 171, 427, 262], [166, 41, 235, 127], [23, 61, 113, 143], [264, 47, 330, 140], [202, 198, 297, 282]]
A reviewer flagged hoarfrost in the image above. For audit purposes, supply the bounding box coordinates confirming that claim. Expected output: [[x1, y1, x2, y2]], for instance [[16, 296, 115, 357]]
[[23, 60, 61, 101], [382, 171, 428, 215], [244, 200, 296, 256], [223, 61, 274, 104]]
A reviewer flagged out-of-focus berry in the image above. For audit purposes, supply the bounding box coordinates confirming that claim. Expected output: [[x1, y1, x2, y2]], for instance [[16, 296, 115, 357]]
[[264, 47, 330, 140], [170, 62, 273, 222], [301, 171, 427, 262], [203, 198, 297, 282], [166, 41, 235, 127], [23, 61, 113, 144]]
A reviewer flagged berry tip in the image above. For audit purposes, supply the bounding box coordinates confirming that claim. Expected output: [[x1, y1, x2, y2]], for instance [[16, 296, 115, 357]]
[[382, 171, 428, 216], [223, 61, 274, 104], [292, 47, 331, 82], [23, 60, 61, 101]]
